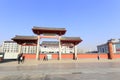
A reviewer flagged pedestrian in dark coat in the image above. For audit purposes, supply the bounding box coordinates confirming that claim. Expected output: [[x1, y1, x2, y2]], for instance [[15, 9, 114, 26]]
[[97, 55, 100, 60], [17, 53, 23, 64], [17, 53, 21, 64]]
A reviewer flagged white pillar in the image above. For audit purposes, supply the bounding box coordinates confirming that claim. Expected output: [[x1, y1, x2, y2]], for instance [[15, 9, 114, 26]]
[[113, 44, 116, 53], [58, 36, 61, 60], [18, 44, 22, 53], [36, 36, 40, 60], [74, 45, 77, 60]]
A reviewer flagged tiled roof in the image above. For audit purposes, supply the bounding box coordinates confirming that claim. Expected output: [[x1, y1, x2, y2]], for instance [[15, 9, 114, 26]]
[[11, 35, 37, 44], [12, 35, 37, 40], [61, 37, 82, 41], [32, 26, 66, 31], [4, 41, 16, 43], [32, 27, 66, 35], [61, 37, 82, 45]]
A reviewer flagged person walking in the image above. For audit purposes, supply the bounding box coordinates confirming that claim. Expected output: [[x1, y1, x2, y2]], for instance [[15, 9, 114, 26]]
[[43, 55, 48, 61], [97, 55, 100, 60], [17, 53, 22, 64], [17, 53, 23, 64], [21, 55, 25, 63]]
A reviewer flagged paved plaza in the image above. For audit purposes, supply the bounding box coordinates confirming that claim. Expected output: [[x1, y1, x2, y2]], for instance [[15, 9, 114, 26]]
[[0, 59, 120, 80]]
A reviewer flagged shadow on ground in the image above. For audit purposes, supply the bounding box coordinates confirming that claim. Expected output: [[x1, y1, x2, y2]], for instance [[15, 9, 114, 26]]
[[0, 59, 17, 64]]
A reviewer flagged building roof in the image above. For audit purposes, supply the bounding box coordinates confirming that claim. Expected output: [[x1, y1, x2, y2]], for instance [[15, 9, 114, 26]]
[[97, 39, 120, 47], [32, 26, 66, 35], [11, 35, 37, 44], [61, 37, 82, 45], [12, 35, 37, 40], [4, 41, 16, 43], [11, 36, 82, 45]]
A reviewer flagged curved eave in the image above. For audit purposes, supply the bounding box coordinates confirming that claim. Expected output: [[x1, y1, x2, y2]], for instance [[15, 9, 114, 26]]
[[12, 39, 37, 44], [32, 27, 66, 35], [61, 37, 82, 45], [61, 40, 82, 45], [11, 35, 37, 44]]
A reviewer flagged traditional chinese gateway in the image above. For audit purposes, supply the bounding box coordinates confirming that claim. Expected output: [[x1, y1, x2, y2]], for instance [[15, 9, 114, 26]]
[[12, 27, 82, 60]]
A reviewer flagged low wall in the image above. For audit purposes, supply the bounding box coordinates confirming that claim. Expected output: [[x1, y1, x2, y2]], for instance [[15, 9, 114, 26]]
[[23, 54, 36, 59], [52, 54, 58, 59], [4, 52, 19, 59], [23, 54, 46, 59], [23, 53, 109, 60], [77, 53, 108, 59], [61, 54, 73, 59], [78, 54, 98, 58], [4, 52, 120, 60], [114, 54, 120, 58]]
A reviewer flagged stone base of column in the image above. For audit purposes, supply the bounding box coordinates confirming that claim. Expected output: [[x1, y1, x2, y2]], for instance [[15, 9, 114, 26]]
[[73, 54, 77, 60], [108, 53, 114, 59]]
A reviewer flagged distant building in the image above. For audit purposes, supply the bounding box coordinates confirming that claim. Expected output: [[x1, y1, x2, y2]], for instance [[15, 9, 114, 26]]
[[1, 40, 76, 59], [3, 27, 82, 60], [2, 41, 75, 54], [97, 39, 120, 53], [97, 43, 109, 53], [41, 41, 74, 54], [21, 44, 37, 54], [0, 45, 2, 52], [2, 41, 19, 53], [2, 41, 37, 54], [1, 41, 19, 59]]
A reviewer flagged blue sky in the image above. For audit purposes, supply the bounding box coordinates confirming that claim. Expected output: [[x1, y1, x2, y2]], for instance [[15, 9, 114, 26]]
[[0, 0, 120, 51]]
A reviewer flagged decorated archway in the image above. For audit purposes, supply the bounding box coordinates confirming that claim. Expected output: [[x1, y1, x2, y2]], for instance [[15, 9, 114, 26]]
[[12, 27, 82, 60]]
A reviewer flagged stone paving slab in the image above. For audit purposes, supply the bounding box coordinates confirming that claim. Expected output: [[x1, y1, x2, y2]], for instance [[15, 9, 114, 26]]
[[1, 59, 120, 80]]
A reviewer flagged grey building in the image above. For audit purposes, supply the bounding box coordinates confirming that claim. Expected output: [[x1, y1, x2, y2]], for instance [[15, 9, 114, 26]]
[[97, 39, 120, 54]]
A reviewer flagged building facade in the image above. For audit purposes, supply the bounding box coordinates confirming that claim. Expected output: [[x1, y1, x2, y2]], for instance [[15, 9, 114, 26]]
[[11, 27, 82, 60], [2, 41, 75, 54], [97, 39, 120, 54], [2, 41, 19, 53], [1, 40, 77, 59], [41, 41, 74, 54]]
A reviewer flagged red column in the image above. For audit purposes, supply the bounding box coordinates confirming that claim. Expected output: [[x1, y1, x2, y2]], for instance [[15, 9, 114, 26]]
[[108, 41, 114, 59]]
